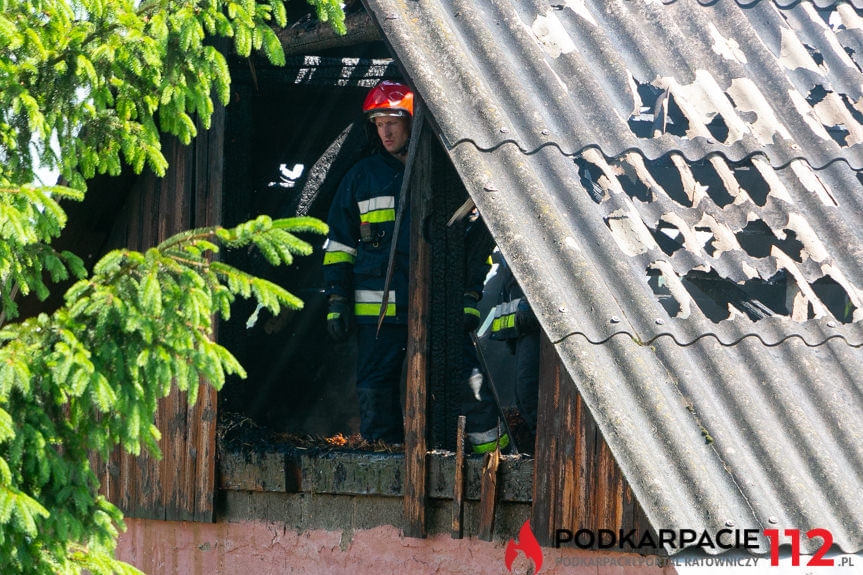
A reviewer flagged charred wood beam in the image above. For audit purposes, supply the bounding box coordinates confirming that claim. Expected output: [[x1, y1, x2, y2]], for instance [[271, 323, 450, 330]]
[[451, 415, 466, 539], [477, 448, 500, 541], [276, 9, 381, 57], [403, 112, 433, 539], [230, 56, 399, 88]]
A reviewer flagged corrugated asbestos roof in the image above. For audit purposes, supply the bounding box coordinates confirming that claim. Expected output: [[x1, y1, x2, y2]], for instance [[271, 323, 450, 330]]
[[381, 0, 863, 170], [363, 0, 863, 554]]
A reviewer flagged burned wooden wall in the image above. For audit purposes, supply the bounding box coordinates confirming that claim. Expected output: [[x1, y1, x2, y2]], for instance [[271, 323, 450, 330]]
[[94, 105, 225, 522], [531, 333, 652, 548]]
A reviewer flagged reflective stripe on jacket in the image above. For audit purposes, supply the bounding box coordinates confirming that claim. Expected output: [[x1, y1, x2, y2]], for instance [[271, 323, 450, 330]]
[[354, 289, 396, 318], [491, 297, 522, 339], [323, 151, 409, 324], [489, 258, 525, 341]]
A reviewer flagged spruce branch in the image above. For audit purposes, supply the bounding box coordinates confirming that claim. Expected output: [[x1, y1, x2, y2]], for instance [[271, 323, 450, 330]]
[[0, 215, 324, 572], [0, 1, 342, 572]]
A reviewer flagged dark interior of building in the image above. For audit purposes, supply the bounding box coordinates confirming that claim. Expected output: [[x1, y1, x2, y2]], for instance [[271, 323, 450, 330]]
[[217, 44, 391, 437], [214, 39, 523, 450]]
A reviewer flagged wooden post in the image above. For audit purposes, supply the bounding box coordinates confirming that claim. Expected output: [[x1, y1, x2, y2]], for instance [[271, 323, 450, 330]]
[[451, 415, 466, 539], [403, 121, 433, 538], [477, 446, 500, 541]]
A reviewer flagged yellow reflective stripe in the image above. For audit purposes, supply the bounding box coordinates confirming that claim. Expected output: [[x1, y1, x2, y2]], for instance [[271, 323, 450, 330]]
[[359, 209, 396, 224], [327, 312, 341, 320], [323, 251, 356, 265], [355, 302, 396, 317], [491, 314, 516, 332], [472, 433, 509, 454], [464, 306, 481, 318]]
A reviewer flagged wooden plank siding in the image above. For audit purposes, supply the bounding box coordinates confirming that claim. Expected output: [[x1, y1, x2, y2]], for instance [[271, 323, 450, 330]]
[[531, 332, 652, 547], [96, 103, 225, 522]]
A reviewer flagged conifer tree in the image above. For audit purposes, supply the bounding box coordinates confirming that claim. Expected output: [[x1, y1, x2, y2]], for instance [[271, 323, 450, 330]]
[[0, 0, 344, 573]]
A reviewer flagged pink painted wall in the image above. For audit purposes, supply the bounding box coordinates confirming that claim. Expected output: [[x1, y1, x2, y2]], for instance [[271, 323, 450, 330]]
[[117, 518, 677, 575]]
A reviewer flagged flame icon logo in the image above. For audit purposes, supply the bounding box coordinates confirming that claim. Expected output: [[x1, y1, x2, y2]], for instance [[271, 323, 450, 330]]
[[505, 520, 543, 573]]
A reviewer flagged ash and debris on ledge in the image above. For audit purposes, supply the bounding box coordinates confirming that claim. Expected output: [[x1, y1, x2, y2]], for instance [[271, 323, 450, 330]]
[[217, 412, 534, 502], [218, 411, 404, 456], [218, 406, 535, 460]]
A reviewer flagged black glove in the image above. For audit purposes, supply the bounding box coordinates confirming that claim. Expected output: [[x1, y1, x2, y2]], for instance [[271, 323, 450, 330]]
[[326, 295, 353, 342], [515, 300, 539, 335], [463, 292, 481, 332]]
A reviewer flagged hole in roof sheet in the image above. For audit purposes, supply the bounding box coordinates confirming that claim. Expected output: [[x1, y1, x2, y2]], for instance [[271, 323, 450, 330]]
[[819, 7, 836, 27], [627, 81, 694, 141], [811, 275, 857, 323], [778, 229, 805, 261], [699, 226, 718, 257], [735, 220, 776, 258], [689, 160, 735, 207], [843, 93, 863, 125], [647, 267, 682, 318], [679, 272, 736, 322], [647, 260, 857, 325], [683, 269, 786, 322], [628, 116, 655, 139], [640, 82, 664, 107], [664, 94, 690, 138], [732, 160, 771, 206], [615, 160, 652, 203], [645, 158, 692, 207], [628, 81, 664, 138], [826, 124, 851, 146], [705, 115, 730, 142], [806, 85, 829, 107], [735, 220, 804, 262], [574, 157, 607, 204], [802, 43, 825, 67], [649, 222, 685, 257]]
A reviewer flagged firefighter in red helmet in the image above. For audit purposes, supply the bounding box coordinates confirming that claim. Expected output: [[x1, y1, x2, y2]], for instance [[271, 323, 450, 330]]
[[322, 81, 508, 452], [363, 81, 413, 159], [363, 80, 414, 119]]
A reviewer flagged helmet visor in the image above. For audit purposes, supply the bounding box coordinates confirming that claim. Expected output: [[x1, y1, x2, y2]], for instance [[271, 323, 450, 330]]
[[366, 109, 410, 121]]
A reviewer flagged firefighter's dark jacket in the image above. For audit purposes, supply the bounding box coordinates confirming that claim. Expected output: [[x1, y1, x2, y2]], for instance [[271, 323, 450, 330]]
[[323, 151, 410, 324]]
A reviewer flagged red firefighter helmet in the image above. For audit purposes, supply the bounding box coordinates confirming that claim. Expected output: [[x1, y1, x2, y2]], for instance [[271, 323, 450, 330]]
[[363, 80, 414, 120]]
